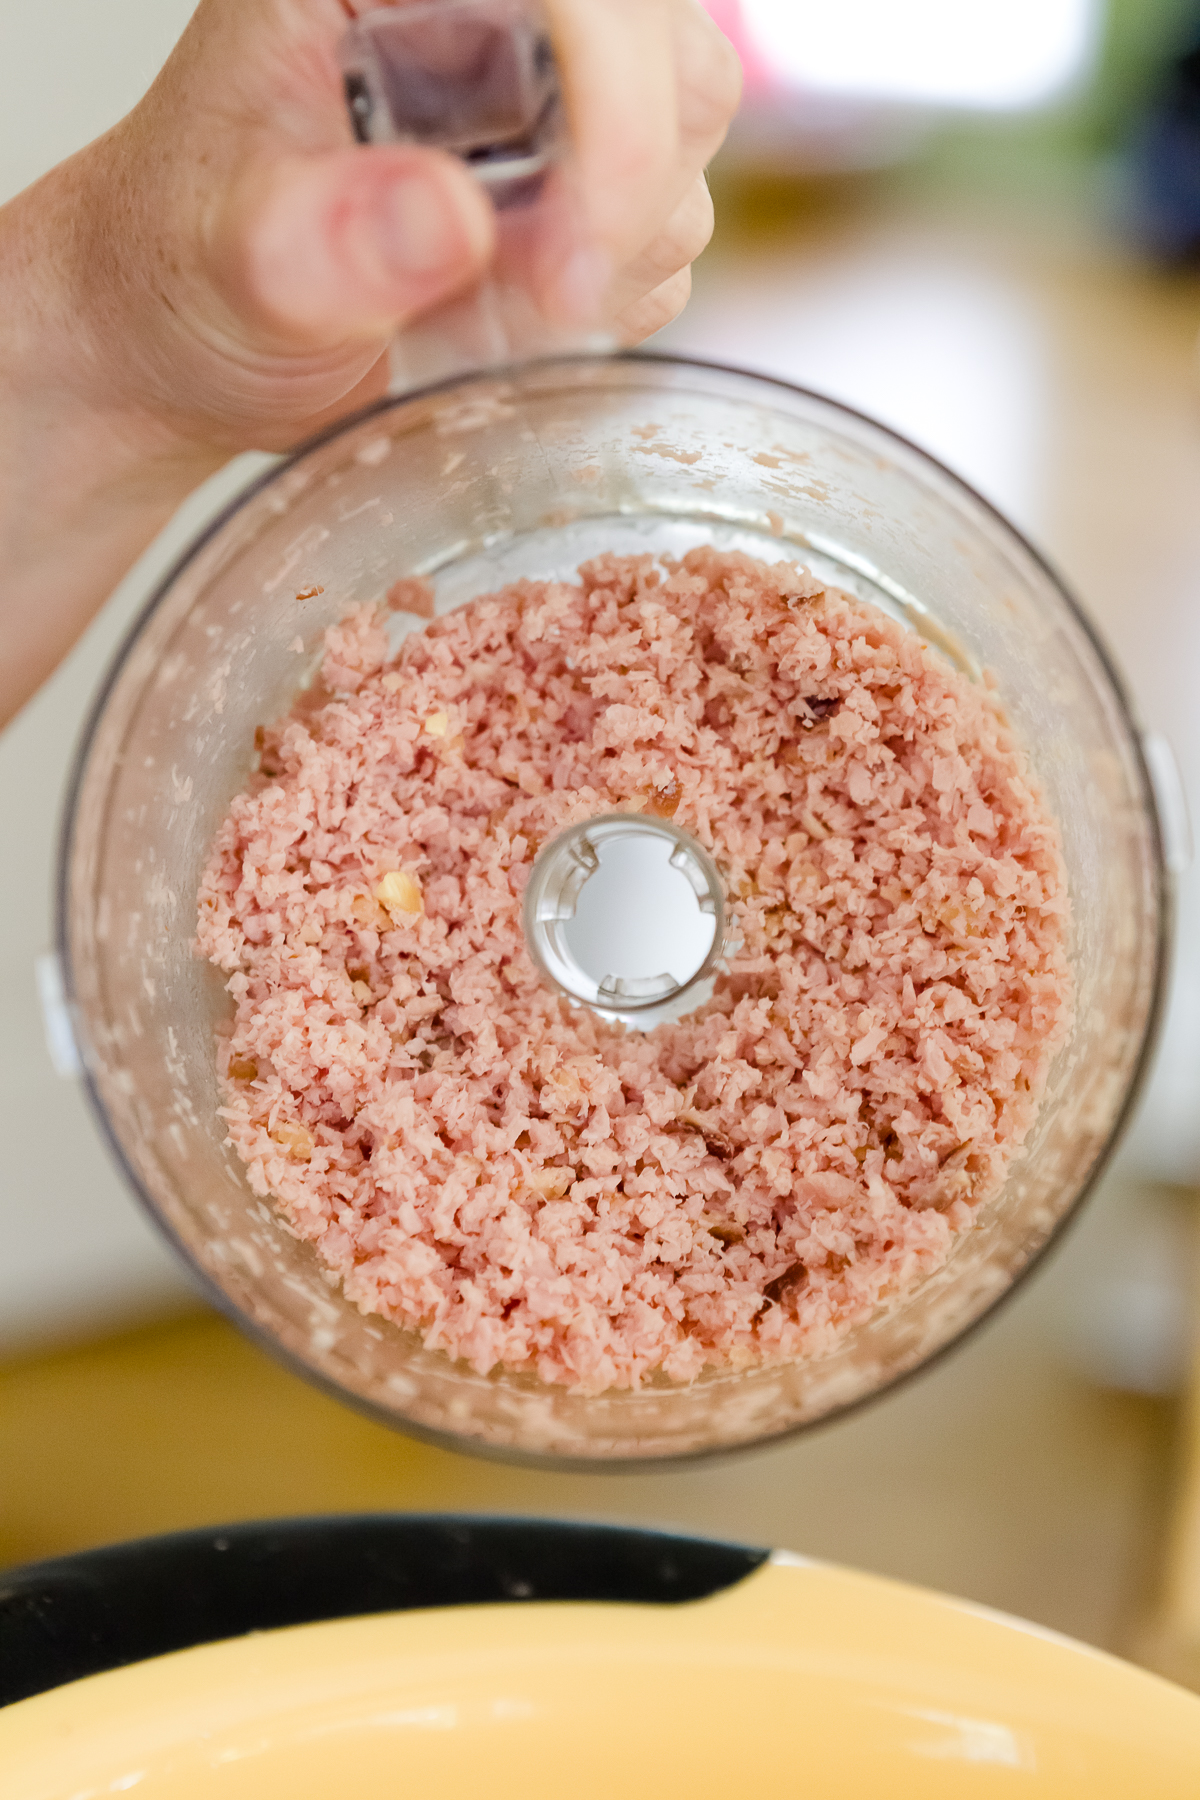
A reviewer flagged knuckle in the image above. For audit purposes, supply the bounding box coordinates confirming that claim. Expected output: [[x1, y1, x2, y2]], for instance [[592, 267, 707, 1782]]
[[615, 266, 692, 344], [656, 177, 714, 273], [674, 4, 743, 144], [611, 174, 712, 310], [679, 173, 715, 254]]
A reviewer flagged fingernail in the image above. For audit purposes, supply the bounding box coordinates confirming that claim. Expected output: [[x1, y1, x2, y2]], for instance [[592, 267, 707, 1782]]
[[550, 245, 613, 328], [377, 172, 470, 278]]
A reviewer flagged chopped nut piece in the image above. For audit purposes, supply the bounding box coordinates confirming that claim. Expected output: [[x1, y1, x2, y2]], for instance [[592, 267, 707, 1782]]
[[935, 896, 984, 941], [541, 1064, 585, 1113], [423, 711, 449, 738], [708, 1222, 745, 1246], [351, 893, 392, 931], [374, 870, 423, 920], [528, 1167, 573, 1198], [800, 695, 839, 724], [644, 773, 681, 818], [762, 906, 790, 943], [253, 721, 284, 779], [272, 1122, 314, 1161], [228, 1056, 258, 1082], [930, 1168, 974, 1208], [762, 1262, 803, 1305]]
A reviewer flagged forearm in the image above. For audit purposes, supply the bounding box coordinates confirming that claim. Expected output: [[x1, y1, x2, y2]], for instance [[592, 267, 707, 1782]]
[[0, 406, 222, 729], [0, 158, 222, 728]]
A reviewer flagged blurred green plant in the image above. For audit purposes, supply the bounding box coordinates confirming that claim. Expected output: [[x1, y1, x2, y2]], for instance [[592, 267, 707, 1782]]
[[923, 0, 1196, 188]]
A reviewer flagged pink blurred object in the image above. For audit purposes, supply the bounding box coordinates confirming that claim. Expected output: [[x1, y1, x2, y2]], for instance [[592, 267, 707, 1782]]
[[699, 0, 776, 95]]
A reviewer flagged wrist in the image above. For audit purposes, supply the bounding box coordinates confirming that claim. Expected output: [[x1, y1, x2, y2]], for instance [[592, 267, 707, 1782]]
[[0, 151, 224, 727], [0, 143, 225, 486]]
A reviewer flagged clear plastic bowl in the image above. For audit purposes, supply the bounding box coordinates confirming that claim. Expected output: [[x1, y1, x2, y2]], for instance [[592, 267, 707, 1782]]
[[58, 353, 1167, 1463]]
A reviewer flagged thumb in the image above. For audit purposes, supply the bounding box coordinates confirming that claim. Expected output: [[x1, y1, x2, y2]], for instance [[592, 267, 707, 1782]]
[[210, 145, 496, 349]]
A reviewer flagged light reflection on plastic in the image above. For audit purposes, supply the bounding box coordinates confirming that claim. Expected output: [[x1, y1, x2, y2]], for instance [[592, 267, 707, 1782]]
[[728, 0, 1098, 110], [367, 1706, 459, 1730], [904, 1708, 1033, 1769]]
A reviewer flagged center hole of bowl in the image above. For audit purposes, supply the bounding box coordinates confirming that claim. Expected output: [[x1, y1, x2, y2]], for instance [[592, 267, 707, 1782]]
[[524, 815, 724, 1013], [565, 829, 716, 998]]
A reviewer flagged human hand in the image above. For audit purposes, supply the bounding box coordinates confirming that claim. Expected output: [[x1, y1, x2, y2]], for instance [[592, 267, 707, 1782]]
[[39, 0, 740, 457], [0, 0, 738, 726]]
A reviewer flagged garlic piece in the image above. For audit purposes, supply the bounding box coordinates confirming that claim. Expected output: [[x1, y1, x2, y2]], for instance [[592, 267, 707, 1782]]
[[423, 711, 449, 738], [374, 869, 423, 920], [541, 1064, 585, 1115], [528, 1167, 573, 1198], [272, 1122, 314, 1161], [351, 892, 391, 931]]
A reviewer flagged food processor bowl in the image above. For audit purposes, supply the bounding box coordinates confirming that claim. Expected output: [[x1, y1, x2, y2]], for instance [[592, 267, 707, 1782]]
[[58, 353, 1167, 1463]]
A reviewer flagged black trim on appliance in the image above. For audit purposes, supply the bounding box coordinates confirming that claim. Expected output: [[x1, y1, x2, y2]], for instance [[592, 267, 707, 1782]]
[[0, 1514, 769, 1706]]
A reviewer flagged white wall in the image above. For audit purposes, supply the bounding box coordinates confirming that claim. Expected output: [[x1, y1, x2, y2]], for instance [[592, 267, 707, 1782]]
[[0, 0, 198, 206]]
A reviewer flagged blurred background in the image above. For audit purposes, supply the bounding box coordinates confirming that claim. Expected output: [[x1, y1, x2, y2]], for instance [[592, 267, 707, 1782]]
[[4, 0, 1200, 1687]]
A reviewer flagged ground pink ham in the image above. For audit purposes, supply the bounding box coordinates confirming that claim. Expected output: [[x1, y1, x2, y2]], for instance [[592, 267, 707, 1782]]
[[197, 549, 1071, 1393]]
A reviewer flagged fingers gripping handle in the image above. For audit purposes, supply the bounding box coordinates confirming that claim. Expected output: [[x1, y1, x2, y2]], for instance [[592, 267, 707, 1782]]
[[340, 0, 562, 204], [339, 0, 612, 390]]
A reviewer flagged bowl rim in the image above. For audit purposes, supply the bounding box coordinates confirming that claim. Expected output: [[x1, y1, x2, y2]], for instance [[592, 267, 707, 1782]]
[[54, 348, 1173, 1469], [0, 1513, 771, 1706]]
